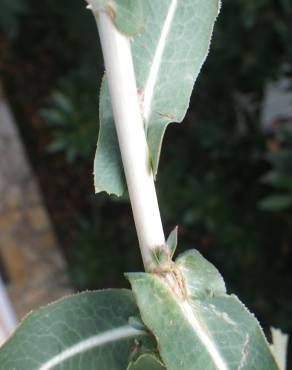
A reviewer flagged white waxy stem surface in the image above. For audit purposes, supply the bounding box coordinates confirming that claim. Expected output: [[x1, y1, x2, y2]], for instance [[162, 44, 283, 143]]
[[96, 11, 165, 270]]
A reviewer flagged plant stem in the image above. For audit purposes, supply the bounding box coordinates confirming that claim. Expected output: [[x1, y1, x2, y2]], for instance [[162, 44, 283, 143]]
[[95, 11, 165, 271]]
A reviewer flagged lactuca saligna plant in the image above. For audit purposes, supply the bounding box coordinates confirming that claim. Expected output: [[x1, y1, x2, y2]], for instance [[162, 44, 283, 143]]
[[0, 1, 285, 369]]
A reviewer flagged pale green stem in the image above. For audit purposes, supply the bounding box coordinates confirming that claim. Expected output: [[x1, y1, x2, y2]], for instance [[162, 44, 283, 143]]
[[94, 10, 165, 271]]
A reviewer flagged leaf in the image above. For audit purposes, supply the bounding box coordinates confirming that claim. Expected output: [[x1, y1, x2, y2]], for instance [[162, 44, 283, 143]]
[[94, 79, 124, 195], [268, 150, 292, 173], [127, 249, 279, 370], [127, 317, 162, 368], [50, 91, 73, 115], [0, 290, 155, 370], [0, 0, 29, 37], [129, 355, 166, 370], [152, 227, 178, 269], [259, 194, 292, 211], [112, 1, 144, 36], [260, 171, 292, 191], [270, 327, 289, 370], [86, 0, 144, 36], [166, 226, 178, 259], [176, 249, 226, 299], [93, 0, 221, 195]]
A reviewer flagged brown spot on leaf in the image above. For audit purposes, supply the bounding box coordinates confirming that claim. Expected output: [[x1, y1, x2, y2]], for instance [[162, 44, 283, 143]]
[[150, 262, 187, 301], [157, 112, 176, 121], [105, 4, 116, 21]]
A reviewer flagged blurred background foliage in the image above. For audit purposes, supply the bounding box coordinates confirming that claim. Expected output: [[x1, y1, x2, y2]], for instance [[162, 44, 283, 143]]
[[0, 0, 292, 365]]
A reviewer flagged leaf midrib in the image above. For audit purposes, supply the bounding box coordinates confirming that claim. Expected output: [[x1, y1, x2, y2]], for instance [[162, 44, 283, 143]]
[[163, 273, 228, 370], [39, 325, 144, 370], [142, 0, 178, 123]]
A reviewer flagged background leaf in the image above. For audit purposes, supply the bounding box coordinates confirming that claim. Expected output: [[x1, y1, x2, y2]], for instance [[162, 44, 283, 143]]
[[259, 194, 292, 211]]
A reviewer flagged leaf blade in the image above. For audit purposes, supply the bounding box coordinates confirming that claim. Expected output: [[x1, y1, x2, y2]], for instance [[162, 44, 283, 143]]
[[87, 0, 144, 36], [259, 194, 292, 211], [0, 290, 150, 370], [94, 79, 124, 195], [129, 355, 166, 370], [136, 0, 220, 174], [94, 0, 220, 195], [127, 250, 279, 370]]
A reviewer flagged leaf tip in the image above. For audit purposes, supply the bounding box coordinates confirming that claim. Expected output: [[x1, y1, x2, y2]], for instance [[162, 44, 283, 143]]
[[166, 226, 178, 258], [270, 327, 289, 370]]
